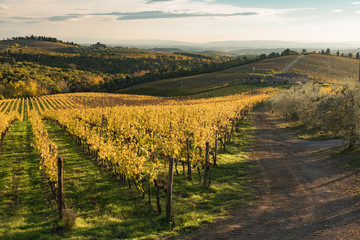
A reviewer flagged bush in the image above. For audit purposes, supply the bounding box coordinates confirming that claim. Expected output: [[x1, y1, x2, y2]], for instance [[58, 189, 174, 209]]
[[267, 81, 360, 147], [61, 209, 79, 230]]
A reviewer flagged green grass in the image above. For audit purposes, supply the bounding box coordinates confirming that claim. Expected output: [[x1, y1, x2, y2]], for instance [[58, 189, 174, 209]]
[[43, 120, 164, 240], [277, 117, 340, 141], [170, 120, 256, 236], [319, 145, 360, 173], [0, 117, 256, 239], [0, 121, 58, 240]]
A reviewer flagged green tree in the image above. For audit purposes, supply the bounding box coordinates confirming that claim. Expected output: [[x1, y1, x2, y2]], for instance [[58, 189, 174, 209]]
[[259, 54, 267, 59], [281, 48, 298, 56]]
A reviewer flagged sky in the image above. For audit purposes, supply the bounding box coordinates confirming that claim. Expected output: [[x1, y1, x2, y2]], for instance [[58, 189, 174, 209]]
[[1, 0, 360, 43]]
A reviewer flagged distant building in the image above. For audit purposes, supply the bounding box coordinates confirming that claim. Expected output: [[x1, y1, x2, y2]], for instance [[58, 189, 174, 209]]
[[268, 73, 311, 85], [243, 75, 263, 83], [90, 42, 107, 48], [264, 77, 287, 85]]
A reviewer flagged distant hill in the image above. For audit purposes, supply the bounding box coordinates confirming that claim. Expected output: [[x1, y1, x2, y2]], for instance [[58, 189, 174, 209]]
[[104, 39, 360, 53], [147, 48, 237, 57], [119, 54, 360, 97], [199, 50, 237, 57], [289, 54, 359, 83], [148, 48, 184, 53], [119, 55, 298, 97], [0, 39, 76, 53], [0, 36, 245, 98]]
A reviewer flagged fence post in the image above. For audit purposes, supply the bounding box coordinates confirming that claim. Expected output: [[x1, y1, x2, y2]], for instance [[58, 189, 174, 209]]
[[166, 157, 174, 222], [214, 132, 218, 165], [204, 142, 209, 186], [229, 120, 235, 141], [58, 156, 65, 219], [186, 138, 192, 180], [224, 125, 228, 150]]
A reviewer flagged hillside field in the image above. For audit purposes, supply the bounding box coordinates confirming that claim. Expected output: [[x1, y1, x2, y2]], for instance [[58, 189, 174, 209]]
[[120, 54, 360, 97], [120, 55, 298, 97], [0, 89, 277, 239], [291, 54, 359, 83], [0, 38, 251, 98]]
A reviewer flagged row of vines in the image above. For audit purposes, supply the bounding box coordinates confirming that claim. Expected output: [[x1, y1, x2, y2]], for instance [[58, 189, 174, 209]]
[[0, 90, 276, 220], [43, 91, 275, 214]]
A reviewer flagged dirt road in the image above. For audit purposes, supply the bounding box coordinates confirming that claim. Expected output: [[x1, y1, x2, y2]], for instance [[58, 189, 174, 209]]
[[186, 110, 360, 239], [281, 55, 305, 73]]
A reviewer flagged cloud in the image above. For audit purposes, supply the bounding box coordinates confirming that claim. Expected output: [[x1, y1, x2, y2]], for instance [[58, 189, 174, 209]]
[[4, 7, 312, 23], [331, 9, 343, 13], [6, 14, 82, 23], [111, 11, 258, 20], [0, 0, 317, 25], [47, 14, 81, 21], [352, 2, 360, 4], [147, 0, 173, 4], [8, 16, 44, 23]]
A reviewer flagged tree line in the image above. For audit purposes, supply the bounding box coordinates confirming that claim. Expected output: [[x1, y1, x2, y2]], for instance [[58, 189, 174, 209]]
[[0, 42, 267, 98], [7, 36, 78, 46]]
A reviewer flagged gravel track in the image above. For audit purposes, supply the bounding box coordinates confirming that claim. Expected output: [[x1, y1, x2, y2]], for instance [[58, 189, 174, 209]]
[[185, 109, 360, 240]]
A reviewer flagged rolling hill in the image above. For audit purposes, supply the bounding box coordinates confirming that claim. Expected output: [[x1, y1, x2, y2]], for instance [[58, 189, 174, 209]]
[[119, 55, 298, 97], [120, 54, 360, 97], [289, 54, 359, 83], [0, 39, 76, 53], [0, 37, 246, 98]]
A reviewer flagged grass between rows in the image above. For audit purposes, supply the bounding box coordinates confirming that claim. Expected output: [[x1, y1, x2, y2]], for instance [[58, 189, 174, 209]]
[[0, 117, 256, 239], [0, 121, 57, 240]]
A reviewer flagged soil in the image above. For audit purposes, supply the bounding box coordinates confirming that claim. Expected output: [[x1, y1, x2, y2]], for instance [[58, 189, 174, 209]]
[[184, 109, 360, 240]]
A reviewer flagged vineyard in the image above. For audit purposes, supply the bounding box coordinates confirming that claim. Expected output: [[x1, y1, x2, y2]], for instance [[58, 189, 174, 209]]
[[290, 54, 359, 83], [0, 90, 276, 239], [120, 56, 296, 97]]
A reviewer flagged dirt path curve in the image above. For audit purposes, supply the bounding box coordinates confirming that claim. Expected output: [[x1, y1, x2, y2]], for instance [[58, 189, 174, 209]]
[[186, 109, 360, 240], [281, 55, 305, 73]]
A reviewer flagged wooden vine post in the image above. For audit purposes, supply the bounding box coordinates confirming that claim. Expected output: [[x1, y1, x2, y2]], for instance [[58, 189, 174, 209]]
[[186, 138, 192, 180], [223, 125, 228, 150], [203, 142, 210, 186], [57, 156, 65, 219], [214, 131, 218, 165], [229, 120, 234, 141], [166, 157, 174, 222]]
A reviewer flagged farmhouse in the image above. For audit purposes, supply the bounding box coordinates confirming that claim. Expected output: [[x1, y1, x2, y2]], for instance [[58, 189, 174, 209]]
[[270, 73, 310, 84], [90, 42, 107, 48], [243, 75, 263, 83], [264, 77, 288, 85]]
